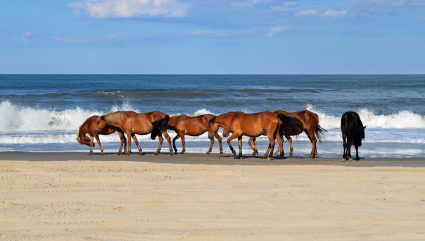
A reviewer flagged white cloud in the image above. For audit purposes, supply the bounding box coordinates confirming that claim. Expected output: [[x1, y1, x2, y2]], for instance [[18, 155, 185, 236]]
[[323, 9, 347, 16], [192, 30, 226, 36], [104, 33, 127, 42], [69, 0, 188, 18], [54, 34, 93, 43], [284, 1, 298, 7], [9, 32, 40, 43], [267, 25, 290, 37], [295, 9, 318, 16]]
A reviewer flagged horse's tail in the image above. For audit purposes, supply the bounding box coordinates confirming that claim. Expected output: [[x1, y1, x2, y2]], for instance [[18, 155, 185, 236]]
[[315, 124, 327, 143], [150, 129, 160, 140], [277, 113, 303, 136], [151, 114, 170, 140]]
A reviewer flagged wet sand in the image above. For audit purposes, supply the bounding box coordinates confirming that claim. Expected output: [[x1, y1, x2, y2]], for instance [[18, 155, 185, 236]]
[[1, 152, 425, 240]]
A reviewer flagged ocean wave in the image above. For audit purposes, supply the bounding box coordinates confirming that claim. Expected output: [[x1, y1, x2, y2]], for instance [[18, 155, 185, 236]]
[[0, 101, 215, 133], [1, 100, 424, 134], [306, 104, 425, 129]]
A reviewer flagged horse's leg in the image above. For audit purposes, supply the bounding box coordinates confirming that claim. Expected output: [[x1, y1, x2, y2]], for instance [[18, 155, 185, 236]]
[[206, 134, 214, 155], [347, 139, 353, 162], [89, 136, 94, 155], [181, 134, 186, 154], [226, 132, 240, 157], [131, 134, 143, 155], [207, 131, 223, 155], [117, 131, 126, 155], [287, 136, 294, 156], [155, 132, 164, 155], [275, 134, 284, 158], [355, 145, 360, 160], [161, 130, 173, 155], [306, 130, 317, 159], [94, 134, 104, 155], [264, 134, 276, 160], [126, 131, 132, 155], [237, 136, 243, 158], [273, 132, 284, 157], [172, 134, 180, 154], [248, 137, 257, 156], [342, 134, 347, 161]]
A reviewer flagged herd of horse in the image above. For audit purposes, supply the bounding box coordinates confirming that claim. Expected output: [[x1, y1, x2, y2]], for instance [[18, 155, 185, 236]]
[[77, 109, 365, 161]]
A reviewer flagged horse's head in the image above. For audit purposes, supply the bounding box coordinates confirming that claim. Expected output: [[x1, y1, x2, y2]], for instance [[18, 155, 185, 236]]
[[222, 128, 230, 137], [207, 117, 219, 140], [76, 133, 92, 147]]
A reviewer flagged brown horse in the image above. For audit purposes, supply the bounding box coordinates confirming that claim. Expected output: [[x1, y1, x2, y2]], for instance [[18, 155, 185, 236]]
[[207, 111, 301, 159], [76, 115, 127, 155], [168, 114, 223, 154], [235, 110, 326, 158], [99, 111, 173, 155]]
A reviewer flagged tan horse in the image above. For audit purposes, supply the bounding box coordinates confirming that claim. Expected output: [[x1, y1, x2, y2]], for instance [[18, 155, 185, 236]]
[[99, 111, 173, 155], [76, 115, 127, 155], [168, 114, 223, 154], [207, 111, 302, 159], [232, 110, 325, 158]]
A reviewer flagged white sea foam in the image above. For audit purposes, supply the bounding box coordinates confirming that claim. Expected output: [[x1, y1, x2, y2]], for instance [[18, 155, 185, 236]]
[[306, 104, 425, 129], [0, 101, 216, 133], [1, 101, 425, 147]]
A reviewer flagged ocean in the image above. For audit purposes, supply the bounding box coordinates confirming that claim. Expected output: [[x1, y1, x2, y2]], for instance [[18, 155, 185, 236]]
[[1, 74, 424, 158]]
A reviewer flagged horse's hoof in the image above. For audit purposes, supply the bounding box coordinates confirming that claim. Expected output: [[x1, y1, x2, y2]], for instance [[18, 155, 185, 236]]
[[349, 158, 353, 162], [342, 158, 346, 162], [355, 157, 360, 161], [206, 151, 211, 155], [154, 152, 159, 155], [267, 157, 271, 161]]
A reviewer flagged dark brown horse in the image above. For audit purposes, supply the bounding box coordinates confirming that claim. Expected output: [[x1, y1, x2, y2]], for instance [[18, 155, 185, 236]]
[[168, 114, 223, 154], [207, 111, 301, 159], [99, 111, 173, 155], [341, 111, 366, 162], [76, 115, 127, 155], [232, 110, 326, 158]]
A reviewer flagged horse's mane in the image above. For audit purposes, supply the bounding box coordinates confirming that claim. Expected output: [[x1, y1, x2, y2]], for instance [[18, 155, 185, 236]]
[[208, 116, 217, 128]]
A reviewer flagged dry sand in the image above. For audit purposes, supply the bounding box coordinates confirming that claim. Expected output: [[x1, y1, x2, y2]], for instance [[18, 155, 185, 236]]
[[1, 152, 425, 240]]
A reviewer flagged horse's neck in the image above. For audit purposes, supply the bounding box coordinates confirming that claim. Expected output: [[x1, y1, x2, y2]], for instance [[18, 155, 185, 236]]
[[216, 117, 231, 129], [78, 125, 88, 138]]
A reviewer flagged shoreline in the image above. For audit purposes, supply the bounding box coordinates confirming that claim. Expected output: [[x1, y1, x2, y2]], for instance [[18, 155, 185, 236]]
[[1, 151, 425, 167]]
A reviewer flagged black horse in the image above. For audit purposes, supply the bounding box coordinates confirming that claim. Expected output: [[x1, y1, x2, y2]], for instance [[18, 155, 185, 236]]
[[341, 112, 366, 161]]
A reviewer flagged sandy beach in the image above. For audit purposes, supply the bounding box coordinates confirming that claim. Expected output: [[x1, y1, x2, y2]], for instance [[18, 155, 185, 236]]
[[1, 153, 425, 240]]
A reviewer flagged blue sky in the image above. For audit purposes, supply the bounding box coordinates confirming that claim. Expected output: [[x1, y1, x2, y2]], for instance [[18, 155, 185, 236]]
[[1, 0, 425, 74]]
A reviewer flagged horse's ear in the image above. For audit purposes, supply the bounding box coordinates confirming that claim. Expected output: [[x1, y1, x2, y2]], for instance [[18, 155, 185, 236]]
[[363, 126, 366, 129]]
